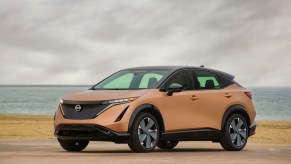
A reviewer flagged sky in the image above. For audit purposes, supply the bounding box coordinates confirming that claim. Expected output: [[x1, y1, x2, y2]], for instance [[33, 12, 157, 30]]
[[0, 0, 291, 86]]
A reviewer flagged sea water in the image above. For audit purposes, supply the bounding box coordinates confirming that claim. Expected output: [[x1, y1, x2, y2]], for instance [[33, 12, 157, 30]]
[[0, 86, 290, 120]]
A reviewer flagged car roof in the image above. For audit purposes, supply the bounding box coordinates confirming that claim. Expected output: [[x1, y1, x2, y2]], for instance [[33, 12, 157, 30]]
[[124, 66, 235, 80]]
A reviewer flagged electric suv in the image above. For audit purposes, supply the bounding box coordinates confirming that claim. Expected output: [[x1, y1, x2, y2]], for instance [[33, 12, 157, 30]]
[[54, 66, 256, 153]]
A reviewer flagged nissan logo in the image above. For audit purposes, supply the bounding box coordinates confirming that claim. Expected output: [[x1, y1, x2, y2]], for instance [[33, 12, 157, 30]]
[[75, 104, 82, 112]]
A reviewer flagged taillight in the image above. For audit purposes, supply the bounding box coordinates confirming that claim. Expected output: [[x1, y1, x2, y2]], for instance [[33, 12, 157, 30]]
[[245, 92, 253, 99]]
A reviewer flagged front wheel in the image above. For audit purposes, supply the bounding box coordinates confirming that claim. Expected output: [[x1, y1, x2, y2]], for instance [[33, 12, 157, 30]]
[[58, 139, 89, 152], [157, 140, 179, 149], [220, 114, 249, 151], [128, 112, 160, 153]]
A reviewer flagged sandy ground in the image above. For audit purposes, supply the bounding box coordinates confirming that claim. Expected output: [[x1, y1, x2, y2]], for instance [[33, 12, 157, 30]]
[[0, 115, 54, 139], [0, 139, 290, 164], [0, 115, 291, 163], [1, 114, 291, 143]]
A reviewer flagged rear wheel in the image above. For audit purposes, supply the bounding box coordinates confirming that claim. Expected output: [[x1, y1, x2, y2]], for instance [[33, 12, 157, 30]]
[[128, 112, 160, 153], [157, 140, 179, 149], [58, 139, 89, 152], [220, 114, 249, 151]]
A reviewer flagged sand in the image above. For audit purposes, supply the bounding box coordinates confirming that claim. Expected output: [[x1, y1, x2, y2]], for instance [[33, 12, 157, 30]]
[[1, 114, 290, 163], [0, 115, 54, 139], [0, 114, 291, 143]]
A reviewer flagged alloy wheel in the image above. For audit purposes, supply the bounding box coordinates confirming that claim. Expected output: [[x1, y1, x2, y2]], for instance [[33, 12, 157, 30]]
[[138, 117, 158, 149], [229, 117, 247, 147]]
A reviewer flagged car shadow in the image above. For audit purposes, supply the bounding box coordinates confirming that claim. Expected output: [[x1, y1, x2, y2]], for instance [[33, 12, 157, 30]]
[[79, 148, 224, 154]]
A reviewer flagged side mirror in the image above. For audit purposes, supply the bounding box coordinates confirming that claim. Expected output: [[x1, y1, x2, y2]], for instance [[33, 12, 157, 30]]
[[167, 83, 184, 96]]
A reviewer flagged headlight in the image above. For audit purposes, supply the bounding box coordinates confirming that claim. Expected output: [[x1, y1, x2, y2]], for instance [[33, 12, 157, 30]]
[[103, 97, 138, 105], [59, 99, 63, 104]]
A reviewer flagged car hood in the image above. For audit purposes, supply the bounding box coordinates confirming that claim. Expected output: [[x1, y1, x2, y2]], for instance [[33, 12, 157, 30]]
[[62, 89, 150, 102]]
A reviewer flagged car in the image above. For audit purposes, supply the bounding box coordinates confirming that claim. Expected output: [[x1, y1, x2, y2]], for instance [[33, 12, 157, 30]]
[[54, 66, 256, 153]]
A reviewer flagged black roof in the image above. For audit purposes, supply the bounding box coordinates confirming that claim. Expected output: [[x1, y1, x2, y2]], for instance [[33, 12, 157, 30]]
[[124, 66, 235, 80]]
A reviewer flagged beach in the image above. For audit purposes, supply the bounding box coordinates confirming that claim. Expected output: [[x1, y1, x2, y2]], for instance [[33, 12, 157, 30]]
[[0, 114, 291, 143], [0, 114, 291, 163]]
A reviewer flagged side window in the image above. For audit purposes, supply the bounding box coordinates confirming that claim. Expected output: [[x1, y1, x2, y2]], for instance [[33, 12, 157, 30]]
[[166, 70, 194, 90], [103, 73, 134, 88], [195, 70, 222, 89], [139, 73, 163, 88]]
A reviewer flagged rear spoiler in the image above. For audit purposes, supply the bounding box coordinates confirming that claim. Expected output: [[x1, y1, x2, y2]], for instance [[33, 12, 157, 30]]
[[217, 70, 235, 80]]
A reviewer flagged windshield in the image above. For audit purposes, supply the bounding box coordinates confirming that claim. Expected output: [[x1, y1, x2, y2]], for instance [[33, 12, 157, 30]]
[[92, 69, 170, 90]]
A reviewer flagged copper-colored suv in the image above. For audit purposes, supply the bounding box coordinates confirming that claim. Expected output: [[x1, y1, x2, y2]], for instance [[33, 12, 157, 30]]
[[54, 66, 256, 153]]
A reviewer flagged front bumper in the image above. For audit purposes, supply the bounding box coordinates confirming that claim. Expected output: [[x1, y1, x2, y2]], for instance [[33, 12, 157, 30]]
[[55, 124, 130, 143], [249, 121, 256, 136]]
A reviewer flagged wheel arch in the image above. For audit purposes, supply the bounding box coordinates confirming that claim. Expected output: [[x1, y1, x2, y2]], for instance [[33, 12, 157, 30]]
[[221, 104, 251, 130], [128, 104, 165, 134]]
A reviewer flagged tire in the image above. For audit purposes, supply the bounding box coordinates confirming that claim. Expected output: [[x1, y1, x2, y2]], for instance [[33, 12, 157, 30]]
[[157, 140, 179, 149], [220, 114, 249, 151], [128, 112, 160, 153], [58, 139, 89, 152]]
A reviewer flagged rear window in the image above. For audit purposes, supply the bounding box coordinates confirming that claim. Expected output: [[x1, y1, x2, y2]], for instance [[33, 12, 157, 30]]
[[195, 70, 222, 89]]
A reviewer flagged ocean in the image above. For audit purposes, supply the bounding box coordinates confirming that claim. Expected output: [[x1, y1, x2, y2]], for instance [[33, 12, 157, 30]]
[[0, 86, 290, 120]]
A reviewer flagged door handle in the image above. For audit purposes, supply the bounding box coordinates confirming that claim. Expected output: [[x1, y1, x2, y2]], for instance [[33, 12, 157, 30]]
[[191, 95, 198, 100], [225, 93, 232, 98]]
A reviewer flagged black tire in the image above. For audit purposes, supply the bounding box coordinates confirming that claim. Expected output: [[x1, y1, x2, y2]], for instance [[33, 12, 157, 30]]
[[128, 112, 160, 153], [220, 114, 249, 151], [58, 139, 89, 152], [157, 140, 179, 149]]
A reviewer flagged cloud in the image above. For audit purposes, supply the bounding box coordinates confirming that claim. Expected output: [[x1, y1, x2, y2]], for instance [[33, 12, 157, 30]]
[[0, 0, 290, 86]]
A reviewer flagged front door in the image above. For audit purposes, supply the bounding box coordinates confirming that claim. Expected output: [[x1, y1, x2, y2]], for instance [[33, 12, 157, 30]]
[[162, 70, 199, 132]]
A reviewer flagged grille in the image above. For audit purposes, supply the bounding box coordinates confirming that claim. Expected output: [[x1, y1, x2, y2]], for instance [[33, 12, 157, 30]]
[[61, 104, 109, 119], [58, 130, 99, 137]]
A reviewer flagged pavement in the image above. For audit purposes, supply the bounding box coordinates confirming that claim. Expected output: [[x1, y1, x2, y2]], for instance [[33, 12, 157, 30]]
[[0, 139, 290, 164]]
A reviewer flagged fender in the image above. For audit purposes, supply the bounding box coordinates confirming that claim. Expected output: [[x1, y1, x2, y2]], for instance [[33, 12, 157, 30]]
[[221, 104, 251, 130], [128, 104, 165, 133]]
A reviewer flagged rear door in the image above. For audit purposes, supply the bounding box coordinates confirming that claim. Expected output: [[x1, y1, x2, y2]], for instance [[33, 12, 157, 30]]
[[192, 70, 233, 130]]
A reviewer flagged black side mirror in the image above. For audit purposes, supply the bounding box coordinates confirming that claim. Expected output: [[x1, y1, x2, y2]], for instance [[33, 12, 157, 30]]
[[167, 83, 184, 96]]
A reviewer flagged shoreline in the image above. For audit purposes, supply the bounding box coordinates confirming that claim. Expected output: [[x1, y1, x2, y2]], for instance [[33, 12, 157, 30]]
[[1, 114, 291, 143]]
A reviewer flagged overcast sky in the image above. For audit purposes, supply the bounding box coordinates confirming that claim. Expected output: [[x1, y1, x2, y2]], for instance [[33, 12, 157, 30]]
[[0, 0, 290, 86]]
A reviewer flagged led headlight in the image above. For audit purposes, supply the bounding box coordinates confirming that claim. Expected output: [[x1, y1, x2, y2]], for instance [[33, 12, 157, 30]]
[[103, 97, 138, 105]]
